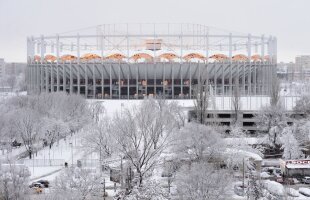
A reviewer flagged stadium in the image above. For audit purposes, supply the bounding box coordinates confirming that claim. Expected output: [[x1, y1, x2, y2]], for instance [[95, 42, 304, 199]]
[[26, 23, 277, 99]]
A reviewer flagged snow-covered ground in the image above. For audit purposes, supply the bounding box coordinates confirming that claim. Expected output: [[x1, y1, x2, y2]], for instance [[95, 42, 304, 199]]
[[89, 95, 300, 115]]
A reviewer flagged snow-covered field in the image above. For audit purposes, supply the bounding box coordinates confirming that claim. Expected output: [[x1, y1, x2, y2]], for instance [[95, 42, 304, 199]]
[[89, 95, 300, 114]]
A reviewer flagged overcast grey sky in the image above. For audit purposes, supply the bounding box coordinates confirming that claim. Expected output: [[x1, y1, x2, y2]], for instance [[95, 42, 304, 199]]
[[0, 0, 309, 62]]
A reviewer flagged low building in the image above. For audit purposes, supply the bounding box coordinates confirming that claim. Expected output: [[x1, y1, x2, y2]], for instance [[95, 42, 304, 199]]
[[280, 159, 310, 177]]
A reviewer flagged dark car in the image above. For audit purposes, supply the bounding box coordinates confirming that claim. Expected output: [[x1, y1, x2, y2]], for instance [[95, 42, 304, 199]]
[[29, 182, 44, 188], [36, 180, 49, 188], [11, 140, 22, 147]]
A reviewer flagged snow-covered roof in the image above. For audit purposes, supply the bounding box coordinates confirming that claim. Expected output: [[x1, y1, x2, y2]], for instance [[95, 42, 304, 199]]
[[285, 160, 310, 169], [224, 148, 262, 161], [262, 180, 284, 196], [224, 137, 263, 145], [286, 164, 310, 169]]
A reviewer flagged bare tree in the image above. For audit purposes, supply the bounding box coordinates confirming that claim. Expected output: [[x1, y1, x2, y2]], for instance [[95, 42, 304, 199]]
[[6, 75, 17, 92], [89, 101, 105, 123], [294, 94, 310, 117], [176, 162, 231, 200], [82, 119, 114, 163], [41, 117, 70, 149], [11, 108, 41, 159], [231, 78, 241, 124], [255, 105, 287, 135], [270, 75, 280, 106], [112, 100, 176, 186], [0, 160, 31, 200], [194, 65, 209, 124]]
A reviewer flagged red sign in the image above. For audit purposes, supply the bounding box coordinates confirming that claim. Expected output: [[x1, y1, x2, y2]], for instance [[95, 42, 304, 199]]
[[286, 160, 310, 165]]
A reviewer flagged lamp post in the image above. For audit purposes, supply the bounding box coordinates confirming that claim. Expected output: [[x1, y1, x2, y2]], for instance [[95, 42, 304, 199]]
[[69, 142, 73, 167]]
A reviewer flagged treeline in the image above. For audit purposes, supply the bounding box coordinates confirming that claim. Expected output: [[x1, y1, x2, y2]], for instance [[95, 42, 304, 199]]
[[0, 92, 91, 159]]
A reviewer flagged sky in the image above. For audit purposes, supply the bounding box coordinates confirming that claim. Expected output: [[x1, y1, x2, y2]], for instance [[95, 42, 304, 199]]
[[0, 0, 309, 63]]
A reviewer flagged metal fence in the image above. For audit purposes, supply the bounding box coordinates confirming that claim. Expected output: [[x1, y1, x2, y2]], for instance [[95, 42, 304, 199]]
[[21, 159, 65, 167]]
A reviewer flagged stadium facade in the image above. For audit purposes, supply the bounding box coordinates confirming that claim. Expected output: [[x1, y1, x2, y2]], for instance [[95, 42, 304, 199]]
[[26, 23, 277, 99]]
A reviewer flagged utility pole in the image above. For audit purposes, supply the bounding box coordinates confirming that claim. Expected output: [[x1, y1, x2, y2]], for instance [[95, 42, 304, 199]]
[[103, 178, 106, 200], [243, 158, 245, 196], [120, 156, 123, 188], [168, 177, 171, 193]]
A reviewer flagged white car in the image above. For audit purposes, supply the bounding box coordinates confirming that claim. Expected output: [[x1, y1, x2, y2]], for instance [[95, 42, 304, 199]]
[[302, 176, 310, 184]]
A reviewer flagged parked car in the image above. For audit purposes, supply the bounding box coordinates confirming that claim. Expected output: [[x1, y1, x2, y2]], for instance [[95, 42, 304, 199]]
[[36, 180, 49, 188], [275, 176, 284, 183], [11, 140, 22, 147], [29, 182, 44, 188], [273, 168, 282, 176], [285, 178, 299, 185], [302, 176, 310, 184]]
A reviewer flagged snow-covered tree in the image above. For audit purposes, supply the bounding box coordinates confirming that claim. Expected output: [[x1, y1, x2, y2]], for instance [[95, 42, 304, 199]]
[[82, 118, 114, 162], [122, 180, 169, 200], [270, 76, 281, 107], [41, 117, 70, 149], [294, 94, 310, 117], [89, 101, 105, 123], [11, 108, 41, 159], [112, 99, 180, 186], [0, 161, 31, 200], [280, 127, 302, 159], [255, 104, 287, 134], [52, 167, 100, 200], [176, 162, 231, 200], [175, 122, 225, 162], [230, 122, 246, 138], [231, 79, 241, 124], [246, 170, 262, 200], [193, 66, 209, 124]]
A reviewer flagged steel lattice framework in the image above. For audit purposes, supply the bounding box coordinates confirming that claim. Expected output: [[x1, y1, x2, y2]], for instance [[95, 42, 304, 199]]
[[27, 23, 277, 99]]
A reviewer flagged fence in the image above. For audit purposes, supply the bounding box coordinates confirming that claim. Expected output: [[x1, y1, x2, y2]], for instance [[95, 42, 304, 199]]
[[77, 158, 121, 168], [21, 159, 65, 167]]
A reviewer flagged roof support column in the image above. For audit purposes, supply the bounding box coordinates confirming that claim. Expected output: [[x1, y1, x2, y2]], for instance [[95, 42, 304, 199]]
[[145, 64, 148, 97], [40, 64, 44, 92], [56, 64, 59, 92], [242, 63, 245, 95], [214, 63, 217, 96], [93, 64, 96, 99], [172, 63, 174, 99], [247, 34, 252, 96], [46, 64, 49, 92], [163, 63, 165, 97], [118, 62, 121, 99], [189, 62, 192, 99], [180, 63, 183, 98], [50, 65, 53, 92], [229, 33, 233, 96], [77, 65, 80, 95], [85, 64, 88, 97], [154, 64, 156, 97], [101, 65, 104, 99], [136, 65, 138, 99], [127, 71, 129, 100], [77, 34, 80, 64], [222, 63, 224, 108], [70, 63, 73, 94], [110, 64, 112, 99], [63, 64, 66, 93], [261, 35, 265, 95]]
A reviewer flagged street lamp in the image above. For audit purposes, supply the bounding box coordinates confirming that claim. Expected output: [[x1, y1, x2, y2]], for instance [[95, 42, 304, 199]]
[[69, 142, 73, 167]]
